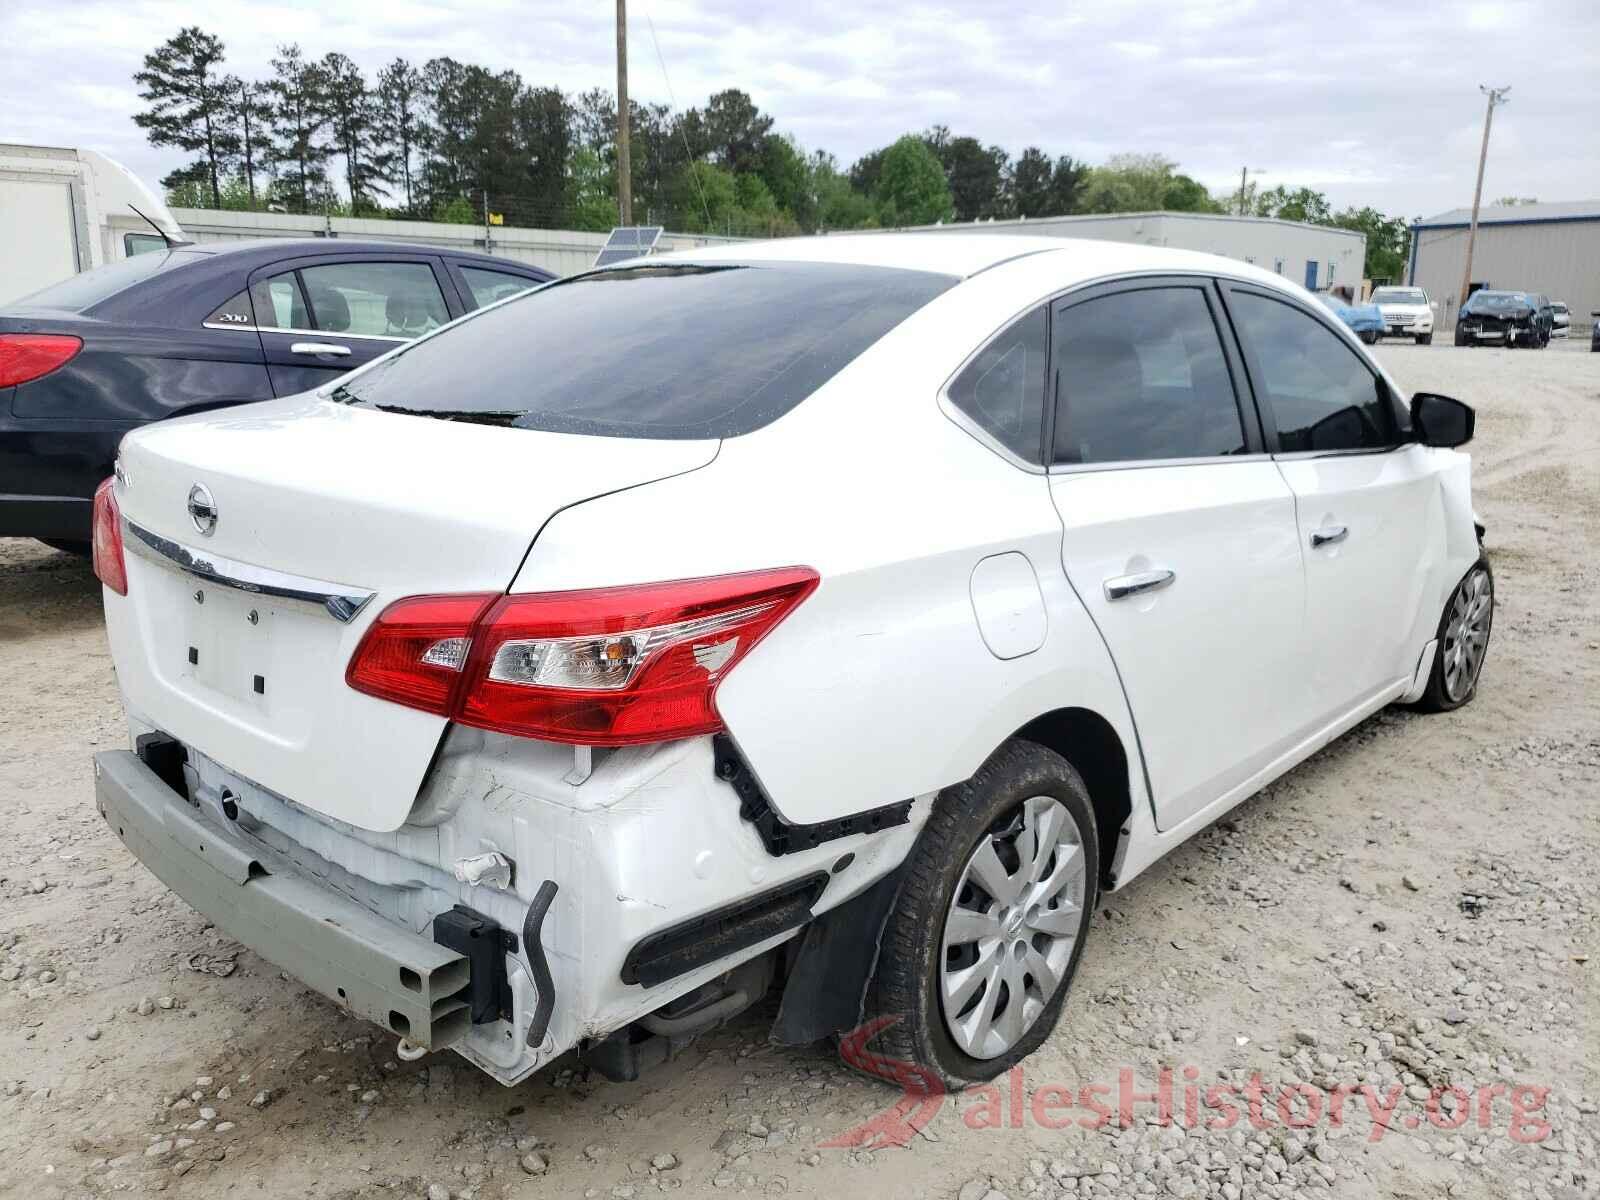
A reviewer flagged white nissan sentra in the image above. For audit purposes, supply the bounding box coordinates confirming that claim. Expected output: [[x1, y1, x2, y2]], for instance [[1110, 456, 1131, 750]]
[[90, 234, 1491, 1088]]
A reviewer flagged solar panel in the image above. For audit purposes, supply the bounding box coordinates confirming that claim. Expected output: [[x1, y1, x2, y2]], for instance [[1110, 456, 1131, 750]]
[[593, 226, 664, 267]]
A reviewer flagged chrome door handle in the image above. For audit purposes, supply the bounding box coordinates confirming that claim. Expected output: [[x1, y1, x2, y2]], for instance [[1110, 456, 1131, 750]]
[[1311, 525, 1349, 548], [290, 341, 351, 357], [1103, 568, 1176, 601]]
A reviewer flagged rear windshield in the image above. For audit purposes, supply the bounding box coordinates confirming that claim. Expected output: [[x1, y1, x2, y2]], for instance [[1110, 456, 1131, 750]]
[[331, 261, 957, 439], [1466, 292, 1526, 310], [12, 249, 206, 312]]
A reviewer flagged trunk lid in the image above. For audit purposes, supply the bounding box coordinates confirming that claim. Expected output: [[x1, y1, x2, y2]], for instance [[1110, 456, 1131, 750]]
[[106, 392, 717, 831]]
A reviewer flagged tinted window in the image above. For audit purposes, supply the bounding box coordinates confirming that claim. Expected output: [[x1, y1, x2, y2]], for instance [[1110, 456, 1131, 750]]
[[1052, 286, 1245, 465], [460, 267, 538, 309], [205, 291, 254, 327], [334, 262, 956, 439], [947, 308, 1047, 462], [123, 233, 167, 257], [1229, 291, 1395, 453], [250, 272, 311, 330], [13, 249, 205, 312], [298, 261, 448, 338]]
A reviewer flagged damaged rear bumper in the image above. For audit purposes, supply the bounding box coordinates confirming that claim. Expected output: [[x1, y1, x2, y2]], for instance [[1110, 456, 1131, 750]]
[[93, 748, 476, 1050]]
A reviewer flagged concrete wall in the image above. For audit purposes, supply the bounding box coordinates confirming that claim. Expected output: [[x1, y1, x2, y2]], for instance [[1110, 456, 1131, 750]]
[[169, 208, 741, 277], [877, 211, 1367, 292], [1408, 218, 1600, 330]]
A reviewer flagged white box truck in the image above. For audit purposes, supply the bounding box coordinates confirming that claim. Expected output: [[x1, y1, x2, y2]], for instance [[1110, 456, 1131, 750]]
[[0, 143, 185, 306]]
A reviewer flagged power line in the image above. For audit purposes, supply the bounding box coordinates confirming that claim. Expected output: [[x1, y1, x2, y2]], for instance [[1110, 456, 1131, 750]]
[[643, 3, 712, 231]]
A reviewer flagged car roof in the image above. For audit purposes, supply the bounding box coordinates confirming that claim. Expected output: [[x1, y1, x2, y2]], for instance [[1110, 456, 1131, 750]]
[[643, 232, 1299, 292], [171, 238, 549, 273]]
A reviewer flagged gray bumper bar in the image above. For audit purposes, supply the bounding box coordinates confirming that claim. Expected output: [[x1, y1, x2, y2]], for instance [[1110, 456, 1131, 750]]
[[94, 749, 471, 1050]]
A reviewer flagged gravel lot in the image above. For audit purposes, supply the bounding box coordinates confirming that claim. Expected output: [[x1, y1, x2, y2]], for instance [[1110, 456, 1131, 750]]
[[1, 340, 1595, 1200]]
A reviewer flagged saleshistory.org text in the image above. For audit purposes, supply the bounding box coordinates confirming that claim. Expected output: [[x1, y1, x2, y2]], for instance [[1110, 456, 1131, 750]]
[[823, 1016, 1552, 1152]]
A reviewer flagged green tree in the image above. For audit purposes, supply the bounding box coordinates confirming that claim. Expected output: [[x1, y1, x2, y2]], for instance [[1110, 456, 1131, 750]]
[[703, 89, 772, 175], [1010, 147, 1054, 217], [227, 78, 270, 208], [1076, 153, 1180, 213], [321, 53, 387, 213], [133, 26, 237, 209], [1333, 205, 1412, 282], [935, 134, 1007, 221], [375, 59, 427, 215], [874, 135, 954, 226], [811, 151, 875, 230], [265, 44, 333, 213], [567, 147, 618, 231], [1252, 184, 1332, 224]]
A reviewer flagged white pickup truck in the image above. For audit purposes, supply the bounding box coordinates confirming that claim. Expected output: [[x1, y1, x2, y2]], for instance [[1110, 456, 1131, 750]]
[[1369, 286, 1436, 345]]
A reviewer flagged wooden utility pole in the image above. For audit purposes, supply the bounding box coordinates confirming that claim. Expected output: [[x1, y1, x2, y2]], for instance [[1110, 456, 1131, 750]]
[[1458, 85, 1510, 316], [616, 0, 632, 225], [1238, 166, 1248, 216]]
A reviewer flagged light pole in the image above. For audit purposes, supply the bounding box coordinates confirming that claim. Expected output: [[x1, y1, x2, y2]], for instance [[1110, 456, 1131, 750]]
[[1457, 85, 1510, 318]]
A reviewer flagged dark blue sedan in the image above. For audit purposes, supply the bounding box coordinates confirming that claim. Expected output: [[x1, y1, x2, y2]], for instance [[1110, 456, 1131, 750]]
[[0, 239, 552, 547]]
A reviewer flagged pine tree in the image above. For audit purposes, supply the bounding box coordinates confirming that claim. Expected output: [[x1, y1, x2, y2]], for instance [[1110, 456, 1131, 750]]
[[375, 58, 427, 215], [223, 76, 270, 208], [133, 26, 237, 209], [322, 53, 388, 213], [265, 44, 333, 214]]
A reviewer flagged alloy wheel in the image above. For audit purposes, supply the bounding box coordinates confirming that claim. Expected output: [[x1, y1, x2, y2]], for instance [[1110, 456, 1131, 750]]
[[1442, 566, 1492, 702], [940, 795, 1086, 1059]]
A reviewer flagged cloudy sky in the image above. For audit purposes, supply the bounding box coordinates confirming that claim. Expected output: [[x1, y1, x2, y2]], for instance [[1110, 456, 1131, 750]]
[[5, 0, 1597, 220]]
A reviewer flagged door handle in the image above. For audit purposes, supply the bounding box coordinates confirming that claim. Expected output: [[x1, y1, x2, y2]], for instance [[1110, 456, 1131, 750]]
[[1311, 525, 1349, 548], [289, 341, 352, 357], [1103, 568, 1176, 601]]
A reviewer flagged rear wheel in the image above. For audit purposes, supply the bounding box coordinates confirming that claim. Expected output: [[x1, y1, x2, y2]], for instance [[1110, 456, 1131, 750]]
[[1414, 559, 1493, 712], [1416, 333, 1432, 345], [860, 740, 1098, 1088]]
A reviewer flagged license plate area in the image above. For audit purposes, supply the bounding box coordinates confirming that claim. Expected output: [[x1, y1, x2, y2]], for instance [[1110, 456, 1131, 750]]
[[183, 585, 279, 704]]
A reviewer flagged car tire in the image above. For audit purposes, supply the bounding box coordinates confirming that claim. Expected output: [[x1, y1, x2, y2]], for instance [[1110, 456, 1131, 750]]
[[1416, 333, 1432, 346], [1454, 330, 1468, 347], [858, 739, 1099, 1090], [1412, 558, 1493, 713]]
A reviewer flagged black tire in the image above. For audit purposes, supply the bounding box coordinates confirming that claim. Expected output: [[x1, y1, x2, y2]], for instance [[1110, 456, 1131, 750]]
[[859, 739, 1099, 1089], [1454, 329, 1468, 347], [1412, 557, 1493, 713], [1416, 333, 1432, 345]]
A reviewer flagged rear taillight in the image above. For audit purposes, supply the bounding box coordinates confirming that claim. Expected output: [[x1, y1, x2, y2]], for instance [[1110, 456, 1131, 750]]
[[346, 568, 819, 746], [91, 478, 128, 596], [0, 334, 83, 388]]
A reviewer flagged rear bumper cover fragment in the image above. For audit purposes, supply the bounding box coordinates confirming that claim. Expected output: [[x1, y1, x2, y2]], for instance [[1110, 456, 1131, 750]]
[[94, 748, 472, 1050]]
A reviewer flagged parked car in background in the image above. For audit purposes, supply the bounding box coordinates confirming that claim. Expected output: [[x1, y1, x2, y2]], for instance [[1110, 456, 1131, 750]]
[[1591, 309, 1599, 352], [0, 239, 551, 548], [90, 235, 1490, 1090], [1368, 286, 1434, 344], [1453, 290, 1547, 348], [1549, 301, 1569, 338], [1314, 291, 1385, 344], [1527, 294, 1555, 344]]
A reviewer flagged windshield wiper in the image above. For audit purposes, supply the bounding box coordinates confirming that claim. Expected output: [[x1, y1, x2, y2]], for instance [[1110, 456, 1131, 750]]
[[373, 404, 528, 427]]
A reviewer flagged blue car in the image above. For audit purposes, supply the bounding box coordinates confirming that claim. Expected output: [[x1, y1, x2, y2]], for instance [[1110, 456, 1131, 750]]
[[0, 239, 552, 548], [1314, 291, 1385, 345]]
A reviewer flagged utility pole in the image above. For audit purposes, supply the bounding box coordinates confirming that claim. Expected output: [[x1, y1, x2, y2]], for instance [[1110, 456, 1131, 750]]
[[1236, 167, 1264, 216], [616, 0, 632, 226], [1458, 85, 1510, 316]]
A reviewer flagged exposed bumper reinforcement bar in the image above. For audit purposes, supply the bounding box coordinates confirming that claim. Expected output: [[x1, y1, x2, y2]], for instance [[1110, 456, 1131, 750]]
[[93, 749, 472, 1051]]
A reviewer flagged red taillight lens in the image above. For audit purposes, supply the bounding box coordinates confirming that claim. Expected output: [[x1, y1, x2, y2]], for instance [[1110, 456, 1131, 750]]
[[345, 593, 497, 714], [0, 334, 83, 388], [91, 478, 128, 596], [346, 568, 819, 746]]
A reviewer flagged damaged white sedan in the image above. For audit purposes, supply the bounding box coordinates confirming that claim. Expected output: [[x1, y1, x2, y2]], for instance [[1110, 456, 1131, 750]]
[[91, 234, 1490, 1088]]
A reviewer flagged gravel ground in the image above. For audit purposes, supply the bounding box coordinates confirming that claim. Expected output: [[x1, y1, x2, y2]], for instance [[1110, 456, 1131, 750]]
[[1, 340, 1595, 1200]]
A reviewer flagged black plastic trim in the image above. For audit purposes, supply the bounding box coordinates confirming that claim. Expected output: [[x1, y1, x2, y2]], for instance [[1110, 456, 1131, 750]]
[[713, 734, 913, 856], [620, 871, 828, 988]]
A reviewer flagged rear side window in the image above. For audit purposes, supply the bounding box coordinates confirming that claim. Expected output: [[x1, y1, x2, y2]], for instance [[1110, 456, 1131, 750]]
[[1228, 291, 1395, 453], [333, 262, 956, 439], [250, 272, 312, 331], [946, 308, 1047, 462], [298, 262, 449, 338], [460, 266, 539, 309], [1052, 286, 1245, 465]]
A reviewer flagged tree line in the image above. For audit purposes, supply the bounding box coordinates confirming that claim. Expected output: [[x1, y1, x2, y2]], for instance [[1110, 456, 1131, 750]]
[[135, 26, 1413, 279]]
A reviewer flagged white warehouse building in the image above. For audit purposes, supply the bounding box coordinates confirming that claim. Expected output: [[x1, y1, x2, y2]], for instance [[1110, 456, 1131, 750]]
[[882, 211, 1367, 293]]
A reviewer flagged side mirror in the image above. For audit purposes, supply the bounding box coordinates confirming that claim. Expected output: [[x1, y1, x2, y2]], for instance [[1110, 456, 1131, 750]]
[[1411, 393, 1474, 448]]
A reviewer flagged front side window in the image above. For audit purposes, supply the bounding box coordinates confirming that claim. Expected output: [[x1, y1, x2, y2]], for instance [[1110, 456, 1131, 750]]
[[946, 308, 1048, 463], [460, 267, 539, 309], [1229, 290, 1396, 453], [1052, 285, 1245, 465], [296, 261, 449, 339]]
